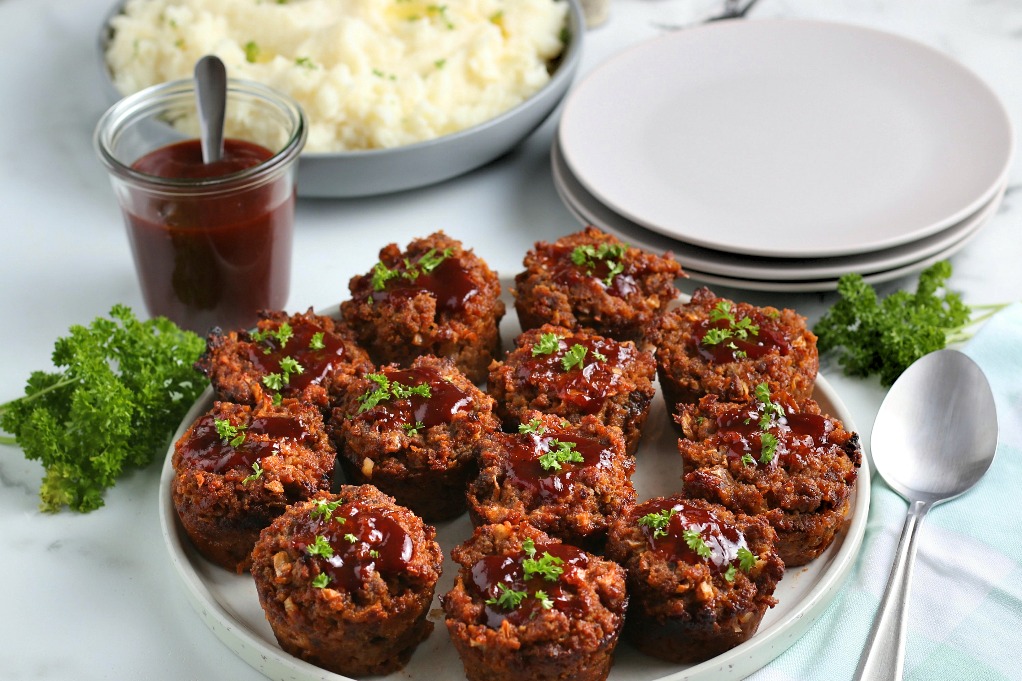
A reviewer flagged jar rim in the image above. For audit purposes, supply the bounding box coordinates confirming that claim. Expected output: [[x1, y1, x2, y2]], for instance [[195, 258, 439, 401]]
[[94, 78, 307, 194]]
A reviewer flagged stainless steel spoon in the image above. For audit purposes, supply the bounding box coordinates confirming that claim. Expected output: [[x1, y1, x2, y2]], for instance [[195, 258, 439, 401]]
[[194, 55, 227, 163], [854, 349, 998, 680]]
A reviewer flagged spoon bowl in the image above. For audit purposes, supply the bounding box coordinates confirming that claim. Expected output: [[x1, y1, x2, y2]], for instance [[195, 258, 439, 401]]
[[854, 349, 997, 680]]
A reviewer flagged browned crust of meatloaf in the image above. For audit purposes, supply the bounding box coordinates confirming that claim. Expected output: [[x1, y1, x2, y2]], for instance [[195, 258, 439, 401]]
[[488, 324, 656, 455], [328, 355, 501, 521], [340, 232, 505, 384], [604, 496, 784, 664], [250, 485, 443, 677], [677, 392, 862, 566], [171, 399, 334, 573], [466, 413, 635, 551], [648, 287, 818, 414], [195, 308, 373, 409], [513, 226, 683, 343], [442, 522, 628, 681]]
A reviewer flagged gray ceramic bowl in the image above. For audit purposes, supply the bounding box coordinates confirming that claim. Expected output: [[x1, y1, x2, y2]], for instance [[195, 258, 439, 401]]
[[99, 0, 584, 198]]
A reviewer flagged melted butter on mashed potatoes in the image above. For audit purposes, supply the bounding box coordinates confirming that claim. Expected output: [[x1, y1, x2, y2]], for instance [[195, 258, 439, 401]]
[[106, 0, 569, 152]]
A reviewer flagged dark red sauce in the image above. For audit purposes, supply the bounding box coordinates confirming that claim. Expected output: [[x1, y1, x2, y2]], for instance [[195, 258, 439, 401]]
[[470, 542, 590, 627], [693, 313, 791, 363], [177, 412, 311, 474], [714, 395, 834, 469], [515, 333, 635, 414], [125, 138, 293, 334], [543, 244, 638, 297], [292, 501, 413, 592], [634, 498, 748, 573], [504, 428, 613, 500], [244, 316, 350, 394], [364, 256, 477, 316], [354, 366, 473, 429]]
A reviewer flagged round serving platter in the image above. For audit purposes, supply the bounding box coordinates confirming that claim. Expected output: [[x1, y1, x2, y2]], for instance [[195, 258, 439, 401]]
[[159, 296, 870, 681]]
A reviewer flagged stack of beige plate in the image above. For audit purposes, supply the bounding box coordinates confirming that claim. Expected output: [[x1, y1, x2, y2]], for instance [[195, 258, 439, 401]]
[[554, 20, 1013, 292]]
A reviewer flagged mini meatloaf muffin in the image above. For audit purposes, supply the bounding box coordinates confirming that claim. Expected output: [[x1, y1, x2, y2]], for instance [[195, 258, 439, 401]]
[[513, 226, 682, 342], [605, 495, 784, 664], [171, 398, 334, 573], [466, 413, 635, 550], [648, 287, 818, 415], [251, 485, 443, 677], [328, 355, 501, 521], [676, 385, 861, 566], [340, 232, 505, 384], [488, 324, 656, 455], [195, 308, 373, 409], [443, 522, 628, 681]]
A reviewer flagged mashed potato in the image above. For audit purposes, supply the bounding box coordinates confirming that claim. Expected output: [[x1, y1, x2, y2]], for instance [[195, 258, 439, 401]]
[[106, 0, 569, 152]]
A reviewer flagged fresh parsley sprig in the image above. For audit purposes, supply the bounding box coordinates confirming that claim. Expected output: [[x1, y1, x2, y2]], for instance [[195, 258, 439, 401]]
[[486, 583, 527, 610], [637, 507, 677, 539], [702, 301, 759, 348], [531, 332, 563, 356], [370, 248, 454, 291], [214, 418, 247, 447], [538, 439, 584, 471], [357, 373, 431, 413], [571, 242, 628, 286], [814, 260, 1007, 386], [0, 305, 206, 513]]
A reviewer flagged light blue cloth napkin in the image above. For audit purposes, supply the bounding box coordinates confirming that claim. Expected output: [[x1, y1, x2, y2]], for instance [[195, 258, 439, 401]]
[[749, 304, 1022, 681]]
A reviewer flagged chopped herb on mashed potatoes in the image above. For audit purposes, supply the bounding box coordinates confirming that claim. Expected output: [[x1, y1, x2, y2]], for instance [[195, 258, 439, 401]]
[[105, 0, 569, 152]]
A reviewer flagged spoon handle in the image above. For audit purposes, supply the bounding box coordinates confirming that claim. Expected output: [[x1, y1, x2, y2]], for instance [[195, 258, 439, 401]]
[[854, 498, 930, 680], [195, 55, 227, 164]]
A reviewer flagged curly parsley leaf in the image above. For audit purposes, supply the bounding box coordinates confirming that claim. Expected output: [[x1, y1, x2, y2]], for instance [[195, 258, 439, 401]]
[[487, 583, 528, 610], [561, 344, 588, 372], [518, 418, 546, 435], [538, 439, 584, 471], [638, 507, 677, 539], [242, 460, 264, 485], [532, 332, 563, 356], [523, 551, 564, 581], [737, 546, 757, 572], [306, 535, 334, 559], [813, 261, 1004, 386], [0, 306, 206, 513], [683, 529, 712, 559]]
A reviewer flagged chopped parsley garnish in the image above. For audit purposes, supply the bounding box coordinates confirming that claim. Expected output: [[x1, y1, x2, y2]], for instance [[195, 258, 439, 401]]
[[538, 439, 584, 471], [518, 418, 546, 435], [416, 247, 453, 274], [262, 356, 303, 392], [251, 322, 293, 349], [522, 539, 564, 581], [311, 573, 331, 589], [279, 356, 304, 377], [308, 332, 325, 350], [741, 453, 756, 467], [371, 261, 399, 291], [242, 460, 264, 485], [534, 590, 554, 609], [262, 373, 285, 392], [306, 535, 334, 559], [357, 373, 431, 413], [592, 350, 608, 362], [486, 583, 527, 610], [369, 549, 381, 559], [702, 300, 760, 347], [570, 242, 628, 286], [295, 56, 315, 68], [724, 564, 737, 582], [561, 344, 588, 371], [344, 533, 358, 544], [309, 498, 342, 522], [759, 432, 779, 464], [755, 382, 785, 428], [637, 508, 677, 539], [402, 421, 426, 436], [737, 547, 757, 571], [531, 332, 563, 356], [214, 418, 246, 447], [244, 41, 260, 64], [683, 529, 712, 559]]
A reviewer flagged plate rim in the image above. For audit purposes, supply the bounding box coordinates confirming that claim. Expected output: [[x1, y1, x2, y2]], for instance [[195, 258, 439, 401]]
[[159, 303, 871, 681], [557, 18, 1015, 258]]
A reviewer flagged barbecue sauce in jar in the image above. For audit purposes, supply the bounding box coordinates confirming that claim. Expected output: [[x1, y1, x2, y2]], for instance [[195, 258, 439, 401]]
[[125, 138, 293, 333]]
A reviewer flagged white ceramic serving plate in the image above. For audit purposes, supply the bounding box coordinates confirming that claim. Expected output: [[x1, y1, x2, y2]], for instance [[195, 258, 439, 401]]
[[98, 0, 584, 198], [558, 20, 1013, 258], [159, 296, 870, 681], [551, 135, 1005, 285]]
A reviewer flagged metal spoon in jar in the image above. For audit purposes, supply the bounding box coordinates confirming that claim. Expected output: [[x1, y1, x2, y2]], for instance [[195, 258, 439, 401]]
[[854, 349, 998, 680], [194, 55, 227, 164]]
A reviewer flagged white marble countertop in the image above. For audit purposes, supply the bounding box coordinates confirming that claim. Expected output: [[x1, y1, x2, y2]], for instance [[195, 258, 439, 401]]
[[1, 0, 1020, 679]]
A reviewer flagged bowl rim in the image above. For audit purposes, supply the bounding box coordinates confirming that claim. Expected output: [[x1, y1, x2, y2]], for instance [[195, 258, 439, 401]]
[[97, 0, 585, 159]]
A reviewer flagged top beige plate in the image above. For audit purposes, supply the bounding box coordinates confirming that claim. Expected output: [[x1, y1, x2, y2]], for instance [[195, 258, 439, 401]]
[[558, 20, 1013, 258]]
